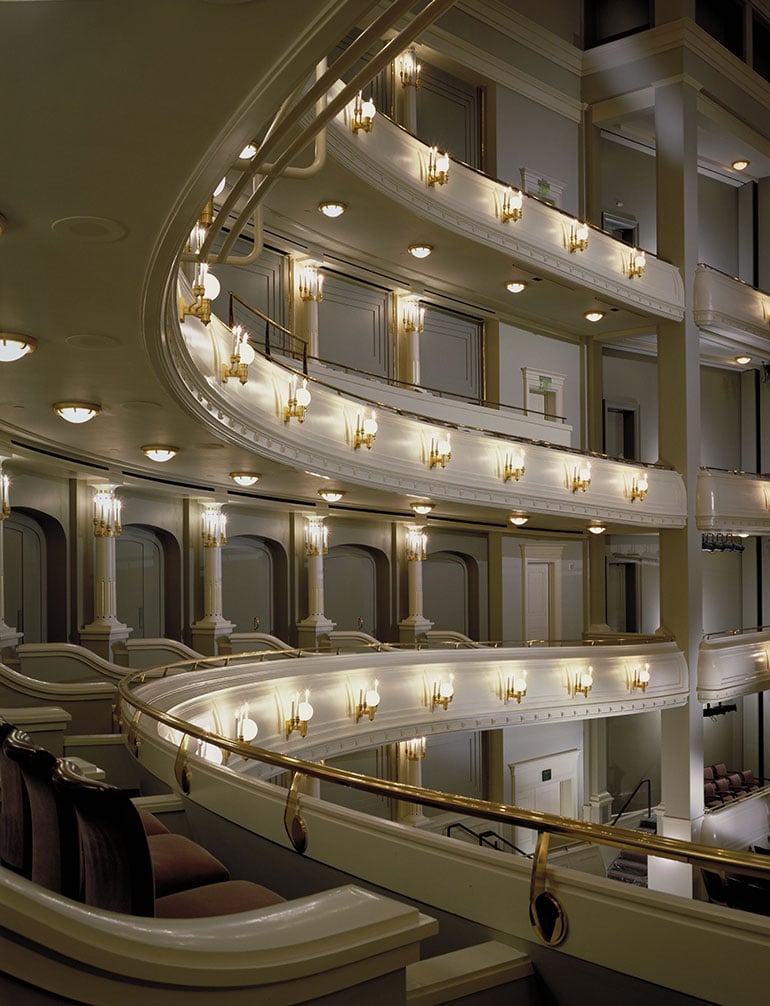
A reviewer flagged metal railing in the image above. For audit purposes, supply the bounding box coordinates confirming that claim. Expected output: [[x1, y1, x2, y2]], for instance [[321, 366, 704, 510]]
[[118, 659, 770, 949], [611, 778, 652, 828]]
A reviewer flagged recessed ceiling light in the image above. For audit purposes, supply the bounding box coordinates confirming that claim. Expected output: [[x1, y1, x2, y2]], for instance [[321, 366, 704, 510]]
[[142, 445, 178, 463], [0, 333, 37, 362], [213, 177, 227, 197], [318, 489, 345, 503], [239, 143, 257, 160], [319, 201, 346, 218], [732, 159, 750, 171], [230, 472, 260, 487], [735, 355, 751, 365], [410, 501, 434, 515], [584, 310, 605, 323], [506, 280, 527, 294], [53, 402, 100, 424], [509, 514, 528, 526], [408, 244, 433, 259], [587, 524, 606, 535]]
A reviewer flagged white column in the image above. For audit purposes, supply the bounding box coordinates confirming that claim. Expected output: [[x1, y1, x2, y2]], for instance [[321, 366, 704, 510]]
[[583, 720, 613, 823], [0, 464, 22, 651], [399, 525, 433, 643], [191, 503, 235, 656], [296, 515, 335, 649], [80, 485, 132, 660], [396, 738, 426, 824]]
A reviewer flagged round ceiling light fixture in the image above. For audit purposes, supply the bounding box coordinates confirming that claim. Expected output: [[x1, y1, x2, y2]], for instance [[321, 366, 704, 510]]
[[587, 524, 606, 535], [408, 244, 433, 259], [319, 201, 346, 218], [142, 446, 178, 463], [735, 355, 751, 365], [318, 489, 345, 503], [410, 501, 434, 516], [509, 514, 529, 526], [0, 333, 37, 362], [230, 472, 260, 487], [584, 310, 605, 323], [53, 402, 101, 424], [239, 142, 257, 160], [731, 159, 750, 171], [213, 177, 227, 197], [506, 280, 527, 294]]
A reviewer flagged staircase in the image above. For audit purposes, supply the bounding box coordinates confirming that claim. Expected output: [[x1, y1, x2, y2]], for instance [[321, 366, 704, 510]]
[[606, 815, 657, 887]]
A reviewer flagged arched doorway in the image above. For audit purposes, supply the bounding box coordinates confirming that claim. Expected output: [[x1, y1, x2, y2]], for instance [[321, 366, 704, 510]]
[[423, 550, 479, 638], [324, 544, 390, 637], [116, 527, 164, 639], [221, 535, 288, 638], [5, 508, 67, 643]]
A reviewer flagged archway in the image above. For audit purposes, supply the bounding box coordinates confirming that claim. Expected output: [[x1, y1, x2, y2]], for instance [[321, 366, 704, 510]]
[[423, 550, 479, 639], [324, 544, 390, 638], [222, 535, 289, 639], [6, 508, 67, 643]]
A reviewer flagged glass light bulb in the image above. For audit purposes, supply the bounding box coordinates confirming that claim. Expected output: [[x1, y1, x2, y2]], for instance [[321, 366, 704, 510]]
[[297, 700, 313, 721], [203, 270, 220, 300], [638, 665, 650, 683], [240, 717, 258, 741], [365, 681, 380, 707], [239, 340, 255, 365], [439, 678, 454, 699], [363, 413, 378, 435], [295, 380, 311, 407], [213, 176, 226, 197]]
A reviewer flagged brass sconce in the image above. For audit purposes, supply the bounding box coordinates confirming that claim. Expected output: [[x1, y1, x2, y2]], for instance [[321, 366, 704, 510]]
[[504, 447, 526, 482], [429, 433, 452, 469], [222, 324, 255, 385], [500, 186, 523, 222], [92, 487, 122, 538], [567, 219, 589, 253], [284, 376, 311, 423], [431, 676, 454, 711], [402, 298, 424, 333], [298, 264, 323, 302], [399, 47, 421, 87], [569, 666, 593, 698], [404, 736, 426, 760], [631, 664, 650, 693], [355, 680, 380, 722], [286, 690, 314, 738], [624, 248, 646, 279], [427, 147, 450, 187], [505, 672, 527, 704], [354, 410, 378, 450], [351, 91, 376, 133], [571, 461, 592, 493], [234, 702, 258, 742], [179, 261, 212, 325], [628, 472, 649, 502]]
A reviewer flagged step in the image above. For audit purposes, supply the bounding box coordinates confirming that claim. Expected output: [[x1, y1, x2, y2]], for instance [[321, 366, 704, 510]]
[[406, 940, 533, 1006]]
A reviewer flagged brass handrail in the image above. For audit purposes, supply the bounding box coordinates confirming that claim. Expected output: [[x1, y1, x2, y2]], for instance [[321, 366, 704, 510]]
[[118, 663, 770, 892]]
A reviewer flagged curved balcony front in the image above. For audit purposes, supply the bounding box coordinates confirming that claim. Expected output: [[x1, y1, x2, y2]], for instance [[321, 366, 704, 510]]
[[698, 629, 770, 702], [696, 468, 770, 535], [694, 265, 770, 353]]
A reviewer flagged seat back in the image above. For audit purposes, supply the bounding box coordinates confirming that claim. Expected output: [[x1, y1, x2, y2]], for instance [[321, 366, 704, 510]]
[[713, 763, 729, 779], [3, 731, 80, 899], [0, 725, 32, 876], [52, 759, 156, 917]]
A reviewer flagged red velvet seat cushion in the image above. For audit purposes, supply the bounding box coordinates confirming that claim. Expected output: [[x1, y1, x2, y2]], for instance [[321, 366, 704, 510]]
[[147, 833, 230, 897], [155, 879, 285, 918]]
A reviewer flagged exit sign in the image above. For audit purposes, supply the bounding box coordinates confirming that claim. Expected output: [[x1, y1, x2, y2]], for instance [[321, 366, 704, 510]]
[[542, 769, 552, 782]]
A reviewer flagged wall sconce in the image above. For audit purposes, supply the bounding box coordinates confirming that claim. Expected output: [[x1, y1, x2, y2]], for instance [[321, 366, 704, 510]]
[[304, 515, 328, 556], [234, 702, 258, 742], [427, 147, 450, 187], [500, 186, 523, 222], [628, 471, 649, 502], [431, 676, 454, 711], [0, 472, 9, 520], [356, 680, 380, 721], [571, 461, 591, 493], [230, 472, 260, 487], [624, 248, 646, 279], [284, 376, 311, 423], [286, 690, 314, 738], [201, 503, 227, 548], [298, 264, 323, 302], [354, 410, 378, 450], [351, 91, 376, 133], [402, 297, 424, 333], [399, 47, 421, 87], [405, 736, 426, 760], [179, 261, 212, 325], [569, 666, 593, 698], [504, 447, 526, 482], [222, 324, 255, 384], [505, 671, 527, 704], [429, 433, 452, 469], [631, 664, 650, 693], [54, 402, 101, 424], [405, 524, 427, 561], [0, 333, 37, 362], [93, 487, 122, 537], [567, 219, 589, 253]]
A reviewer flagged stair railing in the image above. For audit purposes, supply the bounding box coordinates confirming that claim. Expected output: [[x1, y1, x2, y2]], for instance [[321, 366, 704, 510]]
[[611, 777, 652, 828]]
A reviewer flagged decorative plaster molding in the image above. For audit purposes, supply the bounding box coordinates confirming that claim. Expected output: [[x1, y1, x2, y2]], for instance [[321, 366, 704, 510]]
[[696, 469, 770, 534], [698, 631, 770, 702]]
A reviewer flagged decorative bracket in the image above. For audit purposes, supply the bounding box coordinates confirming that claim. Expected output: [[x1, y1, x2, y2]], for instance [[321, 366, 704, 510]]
[[284, 771, 309, 854], [529, 831, 568, 946], [174, 734, 192, 795], [126, 709, 142, 757]]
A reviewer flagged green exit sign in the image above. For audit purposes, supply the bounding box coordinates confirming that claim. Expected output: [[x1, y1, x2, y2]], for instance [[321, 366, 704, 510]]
[[542, 769, 552, 782]]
